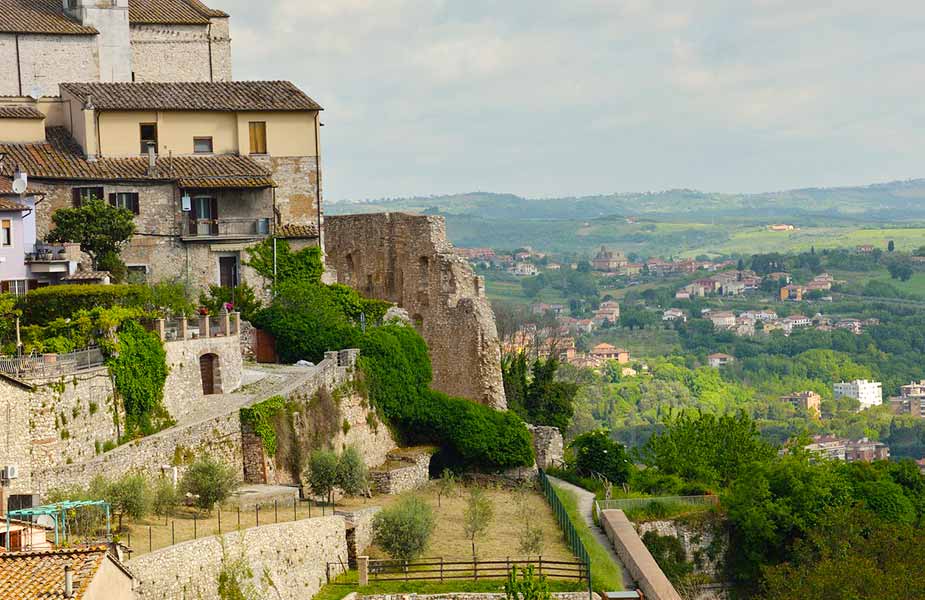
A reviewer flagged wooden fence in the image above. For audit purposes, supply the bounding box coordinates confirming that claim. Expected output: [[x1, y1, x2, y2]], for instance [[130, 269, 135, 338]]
[[366, 557, 588, 583]]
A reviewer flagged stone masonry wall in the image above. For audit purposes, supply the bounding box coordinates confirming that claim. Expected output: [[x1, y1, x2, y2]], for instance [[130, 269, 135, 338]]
[[0, 33, 99, 97], [529, 425, 564, 470], [127, 515, 347, 600], [33, 402, 241, 497], [0, 377, 34, 495], [369, 451, 431, 495], [251, 155, 321, 228], [243, 351, 397, 486], [162, 334, 243, 422], [325, 213, 506, 409], [28, 367, 121, 475], [130, 21, 231, 83], [637, 516, 728, 582]]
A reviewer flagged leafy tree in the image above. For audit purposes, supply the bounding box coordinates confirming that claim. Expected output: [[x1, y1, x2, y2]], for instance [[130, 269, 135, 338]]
[[152, 477, 180, 524], [199, 284, 262, 321], [336, 446, 368, 497], [92, 473, 152, 531], [464, 487, 494, 560], [181, 457, 239, 511], [643, 412, 774, 487], [46, 199, 135, 269], [307, 450, 339, 505], [245, 238, 323, 289], [887, 261, 914, 282], [888, 239, 895, 253], [372, 495, 436, 561], [436, 468, 457, 508], [569, 430, 631, 485], [524, 357, 578, 430]]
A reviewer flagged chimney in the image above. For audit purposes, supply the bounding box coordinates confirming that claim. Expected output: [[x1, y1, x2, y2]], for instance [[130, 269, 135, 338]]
[[64, 565, 74, 598], [146, 142, 156, 176]]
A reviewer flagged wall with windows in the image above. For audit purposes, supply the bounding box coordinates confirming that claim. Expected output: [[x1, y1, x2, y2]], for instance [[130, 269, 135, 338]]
[[0, 208, 28, 287], [91, 110, 317, 158]]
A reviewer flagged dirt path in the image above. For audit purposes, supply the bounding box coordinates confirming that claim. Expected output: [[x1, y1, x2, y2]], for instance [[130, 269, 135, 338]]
[[547, 476, 634, 587]]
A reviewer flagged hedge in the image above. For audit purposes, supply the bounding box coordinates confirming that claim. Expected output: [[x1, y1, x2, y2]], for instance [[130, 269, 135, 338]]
[[254, 284, 535, 471], [18, 284, 148, 325]]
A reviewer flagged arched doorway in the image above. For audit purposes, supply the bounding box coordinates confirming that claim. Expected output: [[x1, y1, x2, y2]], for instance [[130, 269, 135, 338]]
[[199, 353, 221, 395]]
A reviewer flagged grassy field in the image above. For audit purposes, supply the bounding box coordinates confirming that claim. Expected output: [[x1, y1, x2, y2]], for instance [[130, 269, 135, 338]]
[[340, 482, 575, 562], [829, 268, 925, 298], [680, 226, 925, 258], [590, 328, 682, 358]]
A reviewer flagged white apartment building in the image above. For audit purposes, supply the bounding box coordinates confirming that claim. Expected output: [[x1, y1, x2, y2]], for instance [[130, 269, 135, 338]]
[[834, 380, 883, 411]]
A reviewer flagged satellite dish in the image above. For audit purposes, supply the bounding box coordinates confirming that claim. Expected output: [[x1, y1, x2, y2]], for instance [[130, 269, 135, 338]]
[[11, 179, 27, 194], [28, 86, 41, 101]]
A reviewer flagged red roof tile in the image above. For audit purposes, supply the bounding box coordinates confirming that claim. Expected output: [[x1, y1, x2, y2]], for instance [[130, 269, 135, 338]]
[[0, 0, 98, 35], [0, 128, 275, 189], [61, 81, 322, 112], [129, 0, 227, 25], [0, 545, 114, 599], [0, 197, 27, 210], [0, 105, 45, 119]]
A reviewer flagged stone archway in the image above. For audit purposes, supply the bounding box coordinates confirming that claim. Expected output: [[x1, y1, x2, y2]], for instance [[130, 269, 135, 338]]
[[199, 353, 222, 395]]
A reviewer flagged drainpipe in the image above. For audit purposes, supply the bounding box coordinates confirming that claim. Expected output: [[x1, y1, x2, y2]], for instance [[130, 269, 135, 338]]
[[14, 34, 22, 97], [314, 114, 322, 250], [207, 22, 214, 82]]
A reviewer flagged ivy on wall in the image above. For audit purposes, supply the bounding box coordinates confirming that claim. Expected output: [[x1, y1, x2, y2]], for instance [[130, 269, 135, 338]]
[[107, 320, 170, 438], [240, 395, 286, 455]]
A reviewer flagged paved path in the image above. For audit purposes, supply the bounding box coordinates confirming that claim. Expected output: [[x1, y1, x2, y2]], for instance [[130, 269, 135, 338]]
[[547, 475, 634, 588]]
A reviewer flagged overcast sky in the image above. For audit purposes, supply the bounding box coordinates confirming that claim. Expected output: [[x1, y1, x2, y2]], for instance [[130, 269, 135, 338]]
[[212, 1, 925, 202]]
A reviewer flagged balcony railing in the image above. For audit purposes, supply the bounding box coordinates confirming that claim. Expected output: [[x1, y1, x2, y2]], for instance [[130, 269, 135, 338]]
[[0, 347, 105, 380], [182, 217, 272, 240], [25, 244, 70, 262]]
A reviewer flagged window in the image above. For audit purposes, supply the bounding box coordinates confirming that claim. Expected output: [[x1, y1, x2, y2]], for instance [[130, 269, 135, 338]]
[[0, 280, 27, 296], [109, 192, 140, 215], [248, 121, 267, 154], [1, 219, 10, 246], [193, 137, 214, 154], [140, 123, 158, 154], [72, 186, 104, 207]]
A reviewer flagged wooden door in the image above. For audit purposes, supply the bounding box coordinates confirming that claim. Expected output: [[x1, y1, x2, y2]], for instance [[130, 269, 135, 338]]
[[219, 256, 238, 289], [200, 354, 215, 395]]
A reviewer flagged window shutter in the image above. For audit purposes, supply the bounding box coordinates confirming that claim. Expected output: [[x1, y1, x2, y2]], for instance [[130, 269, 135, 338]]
[[210, 197, 219, 235], [72, 189, 82, 208], [0, 281, 9, 293], [131, 193, 140, 215], [109, 193, 117, 208]]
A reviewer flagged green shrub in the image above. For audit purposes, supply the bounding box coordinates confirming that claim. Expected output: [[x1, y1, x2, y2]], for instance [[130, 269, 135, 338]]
[[199, 284, 262, 322], [152, 478, 180, 521], [569, 430, 631, 485], [97, 250, 128, 283], [108, 321, 169, 437], [17, 284, 148, 325], [336, 446, 368, 497], [307, 450, 339, 504], [245, 238, 324, 289], [505, 565, 551, 600], [180, 457, 238, 511], [372, 495, 436, 561]]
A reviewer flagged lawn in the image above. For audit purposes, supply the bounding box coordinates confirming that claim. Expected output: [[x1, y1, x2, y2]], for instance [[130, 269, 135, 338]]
[[339, 481, 575, 562], [315, 569, 585, 600], [549, 484, 624, 592], [686, 226, 925, 257]]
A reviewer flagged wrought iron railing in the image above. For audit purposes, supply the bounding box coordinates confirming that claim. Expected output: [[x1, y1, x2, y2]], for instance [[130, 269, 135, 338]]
[[183, 217, 272, 238], [0, 347, 105, 379]]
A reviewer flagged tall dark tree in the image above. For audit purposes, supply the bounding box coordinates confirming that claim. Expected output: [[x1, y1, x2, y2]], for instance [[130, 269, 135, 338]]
[[888, 239, 896, 253], [46, 199, 135, 272]]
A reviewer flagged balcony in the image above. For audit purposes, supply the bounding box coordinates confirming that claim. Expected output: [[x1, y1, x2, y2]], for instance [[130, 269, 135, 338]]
[[181, 217, 273, 242], [25, 244, 74, 273]]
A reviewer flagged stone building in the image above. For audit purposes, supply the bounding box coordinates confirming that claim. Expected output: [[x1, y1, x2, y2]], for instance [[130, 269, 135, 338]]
[[0, 0, 231, 97], [0, 80, 322, 291]]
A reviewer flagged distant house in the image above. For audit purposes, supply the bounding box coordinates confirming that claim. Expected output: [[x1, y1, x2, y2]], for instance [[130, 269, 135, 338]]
[[707, 311, 736, 329], [662, 308, 687, 322], [741, 309, 778, 322], [803, 436, 889, 463], [781, 391, 822, 417], [780, 285, 804, 301], [856, 244, 875, 254], [592, 246, 628, 272], [510, 263, 538, 277], [591, 343, 630, 364], [889, 380, 925, 418], [707, 353, 734, 368], [767, 224, 796, 232], [0, 545, 136, 599], [593, 301, 621, 326], [0, 519, 52, 552], [782, 314, 812, 333], [834, 380, 883, 411]]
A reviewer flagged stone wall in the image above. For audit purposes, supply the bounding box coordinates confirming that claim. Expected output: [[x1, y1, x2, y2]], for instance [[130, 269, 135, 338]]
[[337, 507, 381, 568], [162, 333, 243, 422], [28, 367, 121, 475], [0, 33, 99, 97], [243, 350, 396, 486], [130, 20, 232, 83], [251, 155, 321, 228], [600, 509, 682, 600], [325, 213, 505, 409], [0, 377, 34, 495], [33, 402, 242, 496], [529, 425, 564, 470], [128, 515, 347, 600], [369, 450, 432, 495], [636, 516, 728, 583]]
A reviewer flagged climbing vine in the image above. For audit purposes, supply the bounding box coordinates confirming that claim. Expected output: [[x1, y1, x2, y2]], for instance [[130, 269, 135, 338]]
[[107, 320, 169, 438], [240, 395, 286, 455]]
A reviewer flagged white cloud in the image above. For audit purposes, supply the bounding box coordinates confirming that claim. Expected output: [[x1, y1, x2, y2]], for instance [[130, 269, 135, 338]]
[[211, 0, 925, 199]]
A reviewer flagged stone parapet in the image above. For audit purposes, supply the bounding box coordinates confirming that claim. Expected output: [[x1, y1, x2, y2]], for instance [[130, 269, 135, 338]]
[[369, 450, 432, 495], [128, 515, 347, 600], [600, 509, 683, 600]]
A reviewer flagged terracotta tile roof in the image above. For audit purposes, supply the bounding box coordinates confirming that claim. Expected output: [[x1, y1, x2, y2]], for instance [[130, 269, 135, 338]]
[[62, 270, 110, 281], [129, 0, 227, 25], [0, 197, 27, 211], [0, 105, 45, 120], [0, 545, 111, 599], [276, 223, 319, 239], [61, 81, 323, 112], [0, 178, 13, 194], [0, 127, 275, 189], [0, 0, 98, 35]]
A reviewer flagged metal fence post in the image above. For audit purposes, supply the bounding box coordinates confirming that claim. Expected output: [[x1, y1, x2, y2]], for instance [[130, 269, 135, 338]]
[[218, 508, 221, 534], [237, 506, 241, 530], [193, 514, 197, 539], [293, 498, 297, 521], [256, 504, 259, 526], [148, 526, 152, 552], [274, 500, 278, 523], [171, 521, 175, 546]]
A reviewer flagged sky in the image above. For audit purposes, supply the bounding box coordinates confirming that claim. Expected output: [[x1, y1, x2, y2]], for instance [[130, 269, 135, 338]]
[[212, 1, 925, 203]]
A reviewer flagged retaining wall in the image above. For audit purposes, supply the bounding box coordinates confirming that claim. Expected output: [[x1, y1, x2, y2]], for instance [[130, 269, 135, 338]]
[[127, 515, 347, 600], [600, 509, 682, 600]]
